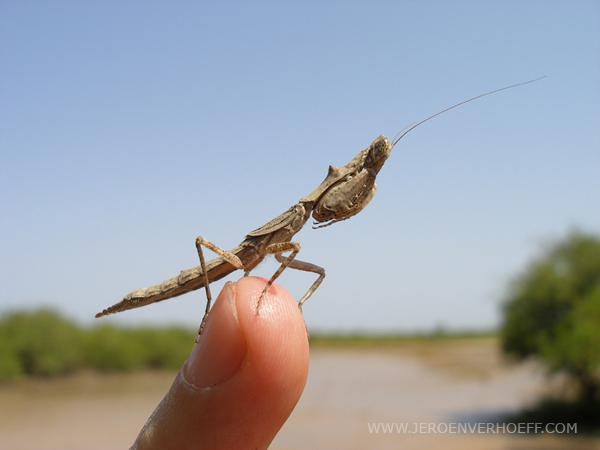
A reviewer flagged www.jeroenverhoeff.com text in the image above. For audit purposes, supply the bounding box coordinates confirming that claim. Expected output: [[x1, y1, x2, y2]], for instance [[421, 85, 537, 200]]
[[367, 422, 577, 434]]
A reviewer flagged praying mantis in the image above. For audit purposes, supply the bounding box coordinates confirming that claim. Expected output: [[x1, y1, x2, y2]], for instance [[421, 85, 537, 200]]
[[96, 77, 544, 336]]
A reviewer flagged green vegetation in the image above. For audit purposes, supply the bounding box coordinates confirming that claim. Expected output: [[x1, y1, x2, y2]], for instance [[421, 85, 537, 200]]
[[501, 230, 600, 431], [309, 330, 496, 348], [0, 309, 195, 382], [0, 307, 496, 383]]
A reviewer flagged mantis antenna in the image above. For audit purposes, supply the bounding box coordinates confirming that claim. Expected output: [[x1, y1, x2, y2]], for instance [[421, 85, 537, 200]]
[[391, 76, 546, 147]]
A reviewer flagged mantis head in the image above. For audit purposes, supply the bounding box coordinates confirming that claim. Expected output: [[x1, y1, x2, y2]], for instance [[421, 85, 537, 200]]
[[367, 135, 392, 174], [310, 135, 391, 228]]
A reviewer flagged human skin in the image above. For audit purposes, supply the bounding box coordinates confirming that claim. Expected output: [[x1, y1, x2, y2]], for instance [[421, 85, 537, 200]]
[[131, 277, 310, 450]]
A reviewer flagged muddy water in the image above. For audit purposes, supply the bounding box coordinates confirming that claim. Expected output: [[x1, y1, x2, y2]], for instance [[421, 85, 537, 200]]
[[273, 339, 595, 450], [0, 338, 597, 450]]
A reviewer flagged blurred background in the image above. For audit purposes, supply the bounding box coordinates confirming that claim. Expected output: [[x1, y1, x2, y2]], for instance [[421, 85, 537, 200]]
[[0, 1, 598, 449]]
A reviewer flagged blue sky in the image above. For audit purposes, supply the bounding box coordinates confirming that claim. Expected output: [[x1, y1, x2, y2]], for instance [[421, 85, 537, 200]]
[[1, 1, 599, 332]]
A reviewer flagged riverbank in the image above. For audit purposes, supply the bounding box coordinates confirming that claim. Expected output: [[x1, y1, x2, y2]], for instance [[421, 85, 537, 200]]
[[0, 338, 597, 450]]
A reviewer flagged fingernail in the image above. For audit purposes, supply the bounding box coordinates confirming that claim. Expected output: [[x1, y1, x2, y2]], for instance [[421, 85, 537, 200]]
[[183, 282, 247, 388]]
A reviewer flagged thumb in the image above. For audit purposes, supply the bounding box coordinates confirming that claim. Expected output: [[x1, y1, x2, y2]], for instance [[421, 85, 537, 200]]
[[132, 277, 309, 450]]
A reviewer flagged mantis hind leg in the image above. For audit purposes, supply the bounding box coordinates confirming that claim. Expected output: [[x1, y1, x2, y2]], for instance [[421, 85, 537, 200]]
[[259, 242, 325, 312], [277, 254, 326, 311]]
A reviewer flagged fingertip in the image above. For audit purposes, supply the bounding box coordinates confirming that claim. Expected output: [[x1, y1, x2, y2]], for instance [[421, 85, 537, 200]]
[[234, 276, 309, 348], [133, 278, 309, 450]]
